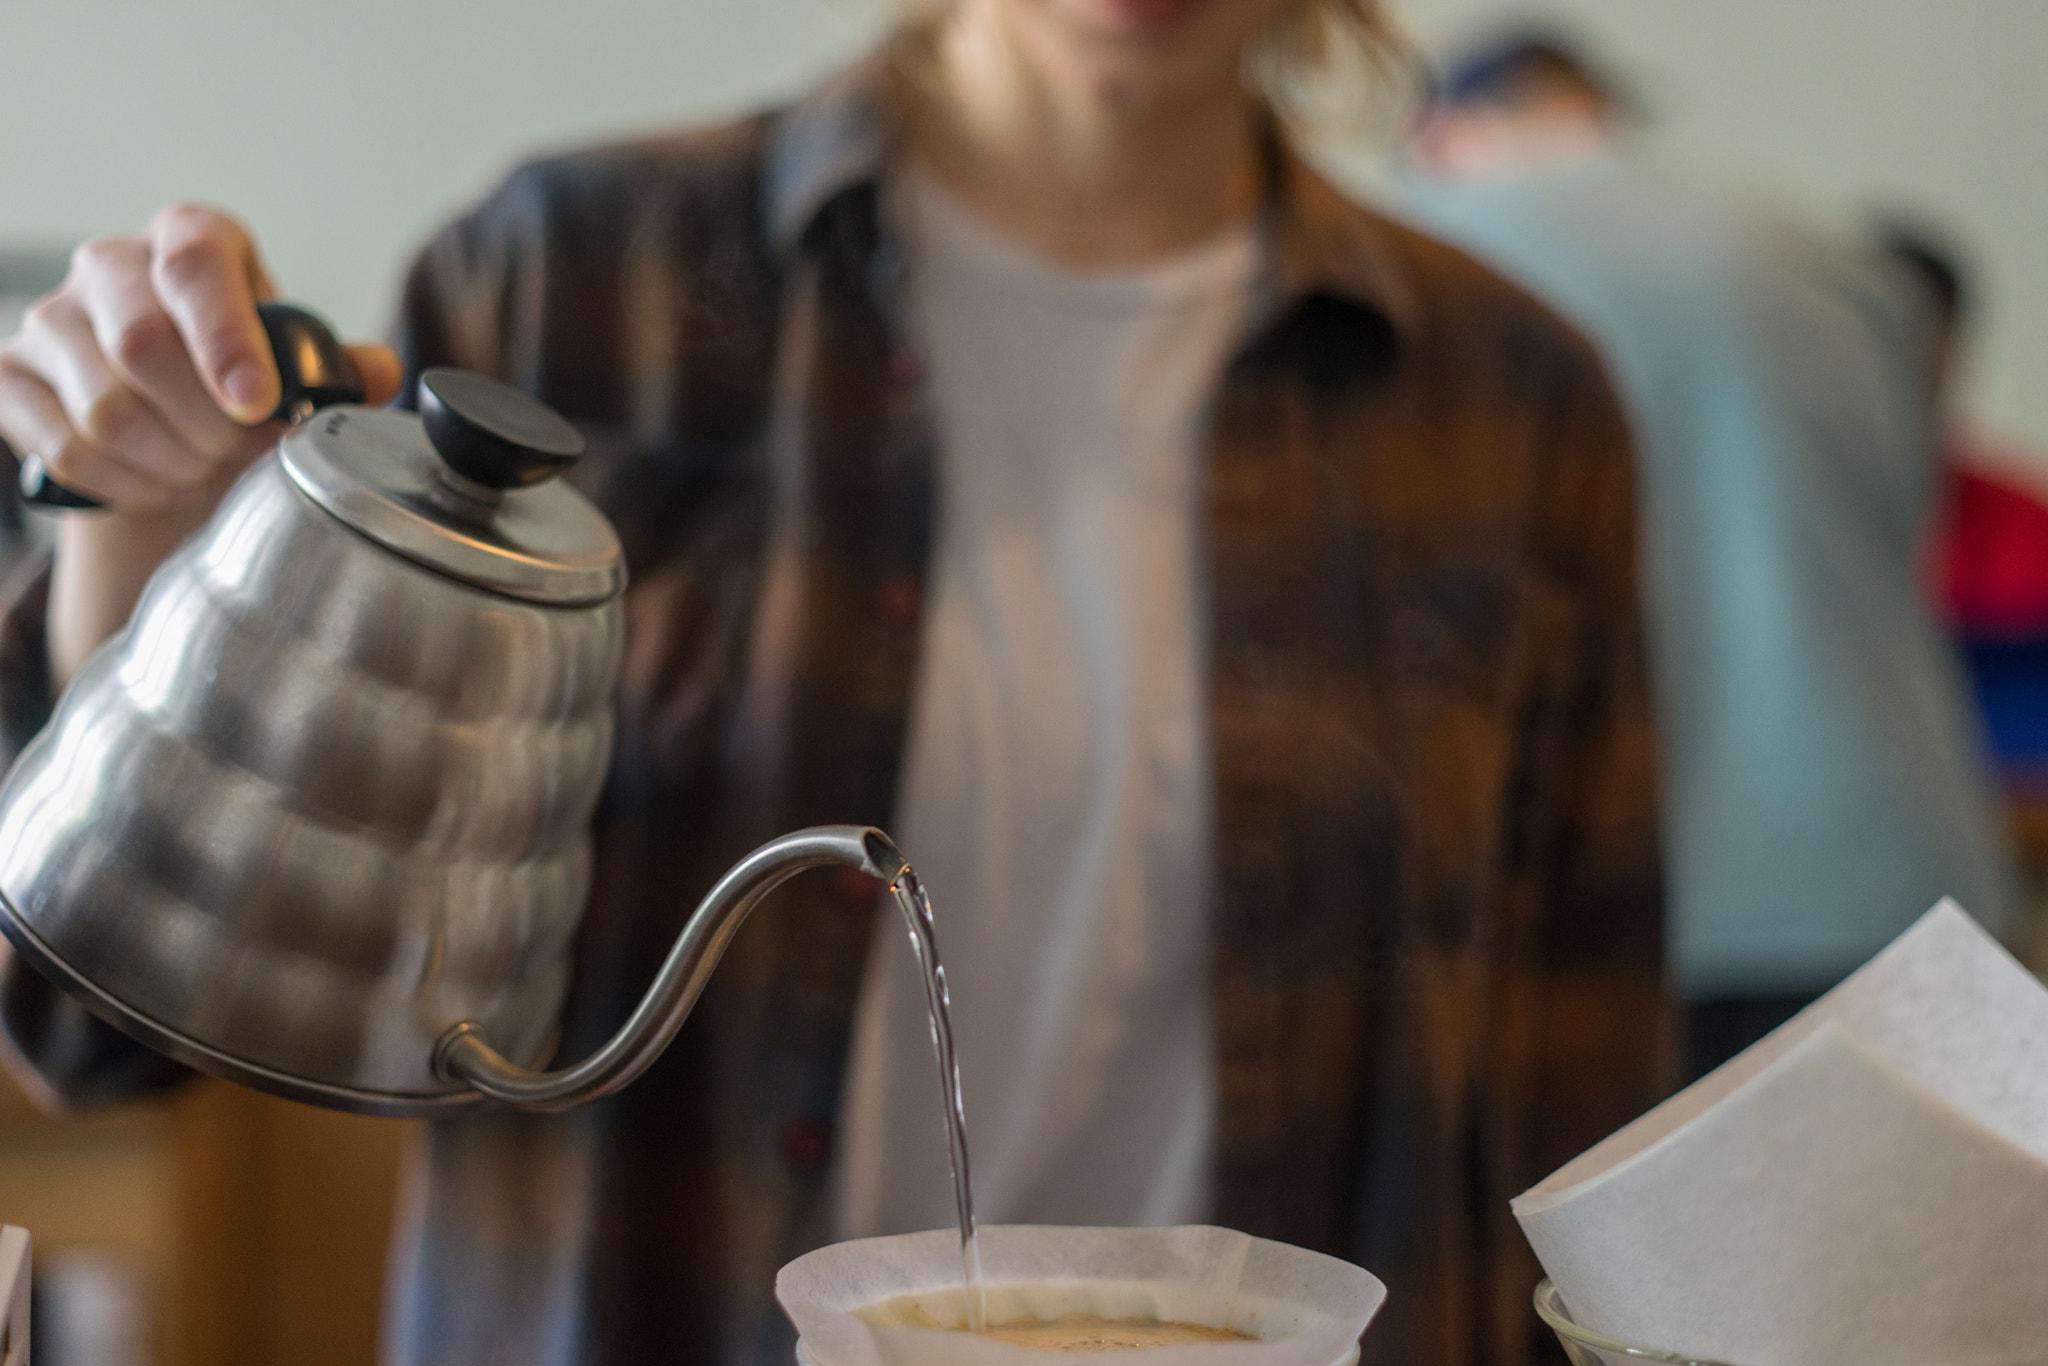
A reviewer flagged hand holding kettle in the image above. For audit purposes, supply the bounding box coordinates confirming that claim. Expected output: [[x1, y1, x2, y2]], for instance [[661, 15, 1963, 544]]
[[0, 207, 916, 1119], [0, 205, 402, 684]]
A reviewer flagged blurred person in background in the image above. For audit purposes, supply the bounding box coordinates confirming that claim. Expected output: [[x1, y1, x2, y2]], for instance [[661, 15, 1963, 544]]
[[0, 3, 1667, 1364], [1885, 226, 2048, 933], [1404, 31, 2021, 1080], [1885, 226, 2048, 749]]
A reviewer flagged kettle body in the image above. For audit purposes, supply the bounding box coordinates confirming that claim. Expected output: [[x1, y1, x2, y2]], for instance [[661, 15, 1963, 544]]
[[0, 413, 622, 1111], [0, 310, 909, 1118]]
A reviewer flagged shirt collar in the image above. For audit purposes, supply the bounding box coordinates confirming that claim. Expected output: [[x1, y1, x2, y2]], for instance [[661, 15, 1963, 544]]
[[1255, 120, 1421, 336], [763, 47, 900, 253], [763, 39, 1418, 339]]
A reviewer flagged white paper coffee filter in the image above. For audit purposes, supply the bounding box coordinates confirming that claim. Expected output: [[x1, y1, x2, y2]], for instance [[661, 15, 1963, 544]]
[[1514, 901, 2048, 1366], [776, 1226, 1385, 1366]]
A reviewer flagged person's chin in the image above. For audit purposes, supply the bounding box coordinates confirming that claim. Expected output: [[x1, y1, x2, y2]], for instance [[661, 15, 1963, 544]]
[[1085, 0, 1217, 30], [1018, 0, 1250, 103]]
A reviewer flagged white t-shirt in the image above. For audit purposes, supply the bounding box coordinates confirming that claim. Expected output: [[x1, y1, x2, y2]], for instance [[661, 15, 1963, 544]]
[[832, 173, 1260, 1237]]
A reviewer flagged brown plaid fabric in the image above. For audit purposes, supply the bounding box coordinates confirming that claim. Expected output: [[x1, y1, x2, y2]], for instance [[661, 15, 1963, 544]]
[[0, 44, 1667, 1366]]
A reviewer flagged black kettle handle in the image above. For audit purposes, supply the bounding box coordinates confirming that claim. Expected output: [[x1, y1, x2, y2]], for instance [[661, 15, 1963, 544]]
[[19, 302, 366, 511]]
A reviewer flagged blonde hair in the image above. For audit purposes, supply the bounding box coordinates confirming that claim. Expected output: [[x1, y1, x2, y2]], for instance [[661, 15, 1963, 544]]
[[1249, 0, 1419, 133]]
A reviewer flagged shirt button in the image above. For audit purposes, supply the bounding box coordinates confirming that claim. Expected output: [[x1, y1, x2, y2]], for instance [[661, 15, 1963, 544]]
[[889, 345, 924, 386], [779, 1117, 834, 1173], [833, 866, 883, 905], [876, 573, 921, 624]]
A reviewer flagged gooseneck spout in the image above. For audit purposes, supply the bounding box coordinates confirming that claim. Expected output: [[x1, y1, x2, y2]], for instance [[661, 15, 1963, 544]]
[[435, 825, 909, 1112]]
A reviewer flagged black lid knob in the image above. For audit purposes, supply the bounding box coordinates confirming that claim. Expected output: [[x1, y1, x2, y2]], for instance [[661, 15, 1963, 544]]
[[418, 369, 584, 491]]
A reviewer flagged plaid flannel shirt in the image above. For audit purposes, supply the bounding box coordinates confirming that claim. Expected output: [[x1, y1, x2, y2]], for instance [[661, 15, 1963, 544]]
[[0, 43, 1666, 1366]]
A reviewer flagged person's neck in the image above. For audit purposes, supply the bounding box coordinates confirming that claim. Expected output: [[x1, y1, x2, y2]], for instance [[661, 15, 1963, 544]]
[[906, 12, 1263, 267]]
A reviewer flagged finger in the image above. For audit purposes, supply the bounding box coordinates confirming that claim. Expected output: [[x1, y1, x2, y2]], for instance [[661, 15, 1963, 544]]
[[0, 355, 184, 510], [349, 344, 404, 407], [146, 204, 276, 425], [70, 236, 248, 460], [13, 295, 212, 489]]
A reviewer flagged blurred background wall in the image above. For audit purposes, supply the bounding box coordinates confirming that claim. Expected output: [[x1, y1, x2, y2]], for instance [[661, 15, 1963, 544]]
[[0, 3, 2041, 1364], [3, 0, 2043, 459]]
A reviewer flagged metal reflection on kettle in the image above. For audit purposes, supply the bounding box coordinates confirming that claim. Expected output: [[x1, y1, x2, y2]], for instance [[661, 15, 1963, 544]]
[[0, 303, 904, 1116]]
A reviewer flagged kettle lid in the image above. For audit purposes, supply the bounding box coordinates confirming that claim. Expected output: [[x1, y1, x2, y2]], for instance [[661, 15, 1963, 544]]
[[279, 369, 624, 606]]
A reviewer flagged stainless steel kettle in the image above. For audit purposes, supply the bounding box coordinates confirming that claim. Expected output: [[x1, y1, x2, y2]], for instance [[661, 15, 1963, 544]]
[[0, 305, 906, 1115]]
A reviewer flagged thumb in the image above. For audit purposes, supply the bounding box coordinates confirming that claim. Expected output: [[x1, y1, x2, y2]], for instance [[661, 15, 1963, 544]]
[[348, 344, 404, 407]]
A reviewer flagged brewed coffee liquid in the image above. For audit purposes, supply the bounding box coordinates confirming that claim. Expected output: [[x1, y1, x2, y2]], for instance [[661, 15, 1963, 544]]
[[981, 1316, 1255, 1351], [887, 866, 988, 1332]]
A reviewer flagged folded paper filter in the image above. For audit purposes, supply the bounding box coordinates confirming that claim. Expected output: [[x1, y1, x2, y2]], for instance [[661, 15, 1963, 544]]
[[1514, 900, 2048, 1366], [777, 1226, 1384, 1366]]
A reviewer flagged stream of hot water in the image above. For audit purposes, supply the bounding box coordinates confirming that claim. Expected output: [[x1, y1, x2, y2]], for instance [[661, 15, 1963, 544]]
[[886, 865, 989, 1334]]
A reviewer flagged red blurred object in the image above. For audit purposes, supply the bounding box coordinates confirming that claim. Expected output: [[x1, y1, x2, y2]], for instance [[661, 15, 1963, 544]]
[[1933, 443, 2048, 638]]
